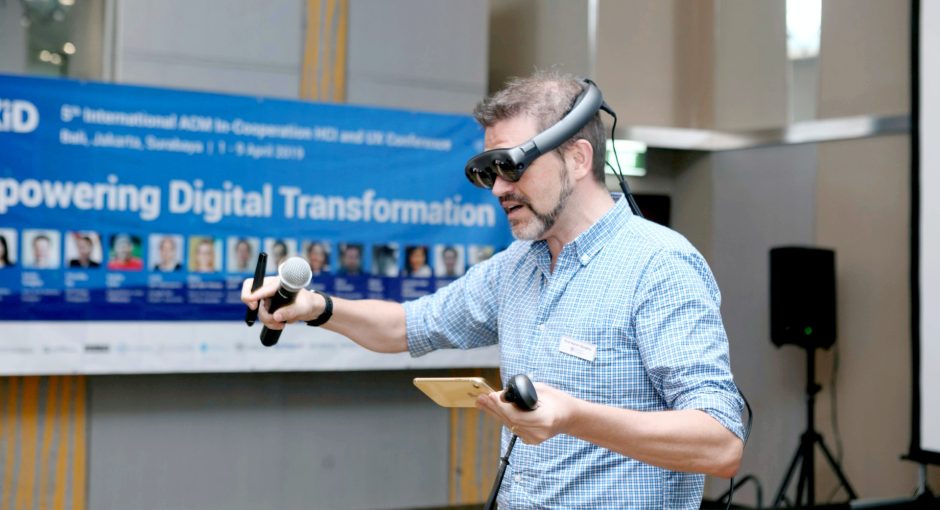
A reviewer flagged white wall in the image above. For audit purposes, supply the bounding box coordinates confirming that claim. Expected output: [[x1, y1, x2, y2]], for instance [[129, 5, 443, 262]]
[[596, 0, 678, 127], [671, 152, 714, 260], [114, 0, 305, 98], [113, 0, 488, 110], [713, 0, 788, 130], [705, 144, 819, 504], [789, 57, 819, 122], [814, 135, 915, 500], [346, 0, 488, 113], [818, 0, 910, 119], [488, 0, 589, 93]]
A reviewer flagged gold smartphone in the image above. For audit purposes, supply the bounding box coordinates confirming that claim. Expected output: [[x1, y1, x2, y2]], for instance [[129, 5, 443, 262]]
[[413, 377, 497, 408]]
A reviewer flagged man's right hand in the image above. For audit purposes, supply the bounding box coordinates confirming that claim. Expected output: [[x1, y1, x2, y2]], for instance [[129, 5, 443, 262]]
[[241, 277, 325, 330], [240, 277, 408, 353]]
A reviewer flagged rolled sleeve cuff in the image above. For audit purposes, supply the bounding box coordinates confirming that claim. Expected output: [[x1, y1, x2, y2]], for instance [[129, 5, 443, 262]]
[[403, 298, 435, 358], [673, 390, 746, 441]]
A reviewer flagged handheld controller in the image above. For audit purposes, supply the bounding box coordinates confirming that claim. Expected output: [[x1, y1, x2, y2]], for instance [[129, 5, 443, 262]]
[[503, 374, 538, 411]]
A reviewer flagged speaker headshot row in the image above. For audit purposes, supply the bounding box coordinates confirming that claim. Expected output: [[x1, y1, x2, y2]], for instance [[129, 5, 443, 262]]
[[0, 228, 497, 278], [246, 238, 497, 279]]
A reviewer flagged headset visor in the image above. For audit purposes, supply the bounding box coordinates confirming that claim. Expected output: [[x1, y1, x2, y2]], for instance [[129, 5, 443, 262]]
[[464, 146, 537, 189]]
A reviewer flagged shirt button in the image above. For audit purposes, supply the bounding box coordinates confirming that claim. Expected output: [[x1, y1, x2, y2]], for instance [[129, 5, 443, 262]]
[[513, 474, 522, 482], [537, 324, 545, 332], [580, 255, 590, 264]]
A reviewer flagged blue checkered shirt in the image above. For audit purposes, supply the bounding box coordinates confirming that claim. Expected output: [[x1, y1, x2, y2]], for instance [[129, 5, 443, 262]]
[[405, 198, 745, 509]]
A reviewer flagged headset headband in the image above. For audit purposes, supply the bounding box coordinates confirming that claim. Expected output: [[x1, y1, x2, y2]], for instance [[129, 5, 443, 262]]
[[464, 78, 606, 189]]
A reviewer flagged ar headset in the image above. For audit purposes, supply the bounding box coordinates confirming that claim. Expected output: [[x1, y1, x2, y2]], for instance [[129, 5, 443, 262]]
[[464, 78, 642, 217]]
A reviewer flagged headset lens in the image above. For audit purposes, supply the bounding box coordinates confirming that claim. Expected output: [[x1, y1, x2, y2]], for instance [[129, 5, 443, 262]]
[[464, 151, 526, 189], [467, 167, 496, 188]]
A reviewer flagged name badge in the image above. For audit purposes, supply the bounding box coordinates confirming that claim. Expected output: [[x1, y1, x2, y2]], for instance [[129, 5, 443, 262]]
[[558, 336, 597, 363]]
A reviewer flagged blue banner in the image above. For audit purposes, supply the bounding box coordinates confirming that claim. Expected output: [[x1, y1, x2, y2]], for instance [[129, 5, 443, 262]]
[[0, 74, 511, 322]]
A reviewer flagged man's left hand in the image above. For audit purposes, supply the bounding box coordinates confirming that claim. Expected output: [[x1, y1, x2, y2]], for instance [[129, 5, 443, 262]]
[[475, 382, 577, 444]]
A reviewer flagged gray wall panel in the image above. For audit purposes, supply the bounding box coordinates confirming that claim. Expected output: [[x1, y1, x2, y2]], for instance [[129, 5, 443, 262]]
[[707, 143, 817, 503], [0, 1, 27, 75], [88, 372, 450, 510], [116, 0, 304, 98]]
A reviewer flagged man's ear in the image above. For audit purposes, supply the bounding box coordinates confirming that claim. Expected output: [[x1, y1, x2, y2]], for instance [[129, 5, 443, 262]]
[[566, 139, 595, 181]]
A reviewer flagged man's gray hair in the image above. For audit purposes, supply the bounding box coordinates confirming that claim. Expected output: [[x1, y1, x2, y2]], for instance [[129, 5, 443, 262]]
[[472, 70, 607, 183]]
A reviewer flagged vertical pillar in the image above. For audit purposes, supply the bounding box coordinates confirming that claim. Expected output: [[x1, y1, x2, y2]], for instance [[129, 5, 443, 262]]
[[300, 0, 349, 102], [0, 376, 87, 510]]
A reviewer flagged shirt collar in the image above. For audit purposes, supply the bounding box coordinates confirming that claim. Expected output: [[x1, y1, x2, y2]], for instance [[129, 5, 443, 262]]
[[527, 197, 634, 269], [569, 197, 633, 266]]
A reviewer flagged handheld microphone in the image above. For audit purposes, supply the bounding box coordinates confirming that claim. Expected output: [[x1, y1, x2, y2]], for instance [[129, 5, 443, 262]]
[[260, 257, 312, 347]]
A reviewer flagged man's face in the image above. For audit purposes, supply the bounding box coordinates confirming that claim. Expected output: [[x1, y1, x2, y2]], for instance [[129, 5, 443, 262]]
[[197, 242, 213, 267], [77, 238, 92, 259], [307, 244, 326, 269], [408, 247, 426, 270], [34, 238, 50, 260], [484, 116, 573, 241], [342, 247, 361, 272], [160, 238, 176, 264], [115, 237, 133, 259], [236, 242, 251, 265], [443, 249, 457, 271]]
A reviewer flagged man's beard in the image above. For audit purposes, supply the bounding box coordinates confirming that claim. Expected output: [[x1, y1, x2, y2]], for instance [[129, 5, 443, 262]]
[[501, 168, 574, 241]]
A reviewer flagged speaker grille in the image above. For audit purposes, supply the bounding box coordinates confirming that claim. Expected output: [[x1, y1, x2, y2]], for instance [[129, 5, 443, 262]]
[[278, 257, 312, 292]]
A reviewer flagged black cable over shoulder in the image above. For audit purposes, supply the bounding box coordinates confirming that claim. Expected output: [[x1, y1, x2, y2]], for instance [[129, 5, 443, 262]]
[[601, 104, 643, 218]]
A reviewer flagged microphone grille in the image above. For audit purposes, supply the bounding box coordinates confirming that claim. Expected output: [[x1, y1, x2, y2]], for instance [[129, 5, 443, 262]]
[[278, 257, 312, 291]]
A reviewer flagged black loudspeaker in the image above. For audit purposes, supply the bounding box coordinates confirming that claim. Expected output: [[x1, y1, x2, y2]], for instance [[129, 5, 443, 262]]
[[770, 246, 836, 349]]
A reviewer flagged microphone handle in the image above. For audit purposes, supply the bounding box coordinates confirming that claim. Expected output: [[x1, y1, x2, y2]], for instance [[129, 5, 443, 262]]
[[260, 287, 300, 347]]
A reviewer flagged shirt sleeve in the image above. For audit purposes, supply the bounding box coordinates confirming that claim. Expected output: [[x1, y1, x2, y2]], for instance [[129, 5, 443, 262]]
[[633, 248, 746, 440], [403, 251, 503, 357]]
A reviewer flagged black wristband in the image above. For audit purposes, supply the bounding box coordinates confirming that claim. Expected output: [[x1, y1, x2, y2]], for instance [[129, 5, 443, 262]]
[[305, 290, 333, 327]]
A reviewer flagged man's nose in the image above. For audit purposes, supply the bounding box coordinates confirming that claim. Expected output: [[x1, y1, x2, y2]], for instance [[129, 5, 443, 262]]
[[491, 175, 514, 198]]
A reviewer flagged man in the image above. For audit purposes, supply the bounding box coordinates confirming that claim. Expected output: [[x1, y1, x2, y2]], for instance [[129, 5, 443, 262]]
[[69, 234, 100, 268], [243, 71, 743, 508], [30, 234, 55, 269], [371, 244, 398, 277], [153, 235, 182, 272], [269, 239, 290, 272], [336, 243, 363, 276], [438, 245, 462, 277], [232, 238, 254, 273]]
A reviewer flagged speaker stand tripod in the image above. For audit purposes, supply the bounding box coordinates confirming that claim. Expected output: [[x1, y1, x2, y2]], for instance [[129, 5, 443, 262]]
[[772, 345, 857, 507]]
